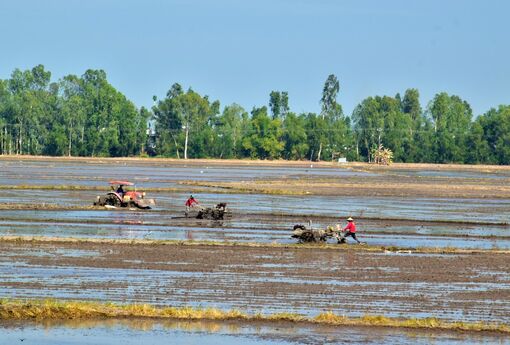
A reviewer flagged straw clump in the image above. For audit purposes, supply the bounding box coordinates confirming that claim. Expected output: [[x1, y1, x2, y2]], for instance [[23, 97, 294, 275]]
[[0, 299, 508, 334]]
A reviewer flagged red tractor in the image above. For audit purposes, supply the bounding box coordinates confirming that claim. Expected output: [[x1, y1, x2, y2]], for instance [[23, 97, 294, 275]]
[[94, 181, 155, 209]]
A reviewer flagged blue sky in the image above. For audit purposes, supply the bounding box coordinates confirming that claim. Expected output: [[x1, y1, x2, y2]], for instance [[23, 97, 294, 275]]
[[1, 0, 508, 116]]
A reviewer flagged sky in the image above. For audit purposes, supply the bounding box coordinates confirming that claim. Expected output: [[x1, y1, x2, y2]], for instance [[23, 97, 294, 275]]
[[1, 0, 509, 116]]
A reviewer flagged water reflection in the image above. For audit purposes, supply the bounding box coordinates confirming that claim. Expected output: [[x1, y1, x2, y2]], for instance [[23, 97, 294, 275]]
[[0, 318, 507, 345]]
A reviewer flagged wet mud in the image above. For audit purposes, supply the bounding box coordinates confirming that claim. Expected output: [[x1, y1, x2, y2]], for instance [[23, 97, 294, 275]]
[[0, 206, 508, 249], [1, 157, 510, 341], [1, 241, 509, 324]]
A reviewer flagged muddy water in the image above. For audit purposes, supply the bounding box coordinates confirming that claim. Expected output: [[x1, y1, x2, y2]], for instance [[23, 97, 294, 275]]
[[1, 187, 509, 224], [1, 159, 509, 342], [0, 159, 373, 187], [0, 158, 509, 248], [1, 218, 510, 249], [2, 242, 510, 324], [2, 319, 506, 345], [4, 263, 507, 323], [1, 208, 509, 249]]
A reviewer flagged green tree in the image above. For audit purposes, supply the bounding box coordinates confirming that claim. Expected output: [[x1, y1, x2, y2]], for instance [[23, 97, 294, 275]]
[[401, 88, 432, 162], [58, 75, 86, 156], [154, 85, 219, 159], [316, 74, 343, 161], [138, 106, 153, 155], [353, 92, 431, 163], [379, 96, 412, 162], [5, 65, 56, 155], [269, 91, 289, 119], [476, 105, 510, 164], [242, 106, 283, 159], [327, 116, 355, 162], [352, 97, 382, 161], [282, 112, 308, 160], [153, 84, 184, 157], [466, 121, 491, 164], [177, 90, 218, 159], [79, 69, 143, 157], [320, 74, 341, 119], [428, 92, 472, 163], [304, 113, 327, 161], [213, 103, 247, 158]]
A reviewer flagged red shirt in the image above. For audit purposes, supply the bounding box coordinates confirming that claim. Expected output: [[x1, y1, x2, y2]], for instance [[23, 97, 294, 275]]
[[343, 222, 356, 233], [185, 198, 198, 207]]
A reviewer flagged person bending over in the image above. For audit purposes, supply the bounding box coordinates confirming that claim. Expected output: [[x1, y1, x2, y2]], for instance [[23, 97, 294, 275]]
[[185, 195, 199, 216]]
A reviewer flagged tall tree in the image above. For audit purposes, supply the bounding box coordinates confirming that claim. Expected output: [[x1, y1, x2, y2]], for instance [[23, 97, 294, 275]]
[[153, 83, 184, 158], [401, 88, 422, 122], [428, 92, 472, 163], [58, 75, 85, 156], [213, 103, 247, 158], [269, 91, 289, 119], [352, 97, 382, 161], [304, 113, 327, 161], [316, 74, 343, 161], [401, 88, 429, 161], [242, 106, 283, 159], [177, 90, 217, 159], [379, 96, 412, 162], [282, 112, 308, 160], [476, 105, 510, 164], [154, 86, 219, 159], [466, 121, 491, 164], [320, 74, 341, 119], [78, 69, 143, 157]]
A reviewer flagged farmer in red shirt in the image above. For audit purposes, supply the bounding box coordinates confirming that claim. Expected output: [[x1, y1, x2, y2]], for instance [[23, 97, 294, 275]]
[[185, 195, 199, 216], [337, 217, 361, 244]]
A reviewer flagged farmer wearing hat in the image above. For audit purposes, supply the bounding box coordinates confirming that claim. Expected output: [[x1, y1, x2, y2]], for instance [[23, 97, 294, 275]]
[[337, 217, 361, 244], [185, 195, 199, 216]]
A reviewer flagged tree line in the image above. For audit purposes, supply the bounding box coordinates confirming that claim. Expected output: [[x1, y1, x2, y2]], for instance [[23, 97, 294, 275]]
[[1, 65, 509, 164], [0, 65, 147, 157]]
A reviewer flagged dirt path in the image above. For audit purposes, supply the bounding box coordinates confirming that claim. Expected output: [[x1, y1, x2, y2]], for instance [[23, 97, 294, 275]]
[[1, 240, 509, 324]]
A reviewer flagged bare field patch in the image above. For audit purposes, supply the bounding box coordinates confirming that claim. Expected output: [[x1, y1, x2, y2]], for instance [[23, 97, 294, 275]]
[[1, 240, 510, 325], [180, 175, 510, 198]]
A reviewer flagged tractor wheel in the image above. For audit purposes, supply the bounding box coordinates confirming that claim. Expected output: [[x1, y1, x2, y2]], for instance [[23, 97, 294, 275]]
[[211, 209, 224, 220], [105, 194, 121, 207], [301, 232, 315, 243]]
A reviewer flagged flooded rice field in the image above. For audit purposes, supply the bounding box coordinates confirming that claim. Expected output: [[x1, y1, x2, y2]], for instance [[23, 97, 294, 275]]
[[1, 319, 508, 345], [1, 241, 510, 325], [3, 157, 510, 184], [0, 158, 375, 187], [1, 210, 509, 249], [0, 157, 509, 250], [1, 157, 509, 342], [0, 192, 508, 249]]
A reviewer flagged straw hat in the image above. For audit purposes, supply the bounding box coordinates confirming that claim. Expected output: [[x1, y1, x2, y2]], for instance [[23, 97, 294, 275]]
[[347, 217, 354, 221]]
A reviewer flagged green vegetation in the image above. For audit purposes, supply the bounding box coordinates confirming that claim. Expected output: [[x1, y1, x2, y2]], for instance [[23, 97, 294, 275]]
[[1, 299, 508, 333], [1, 66, 510, 163], [0, 66, 147, 157]]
